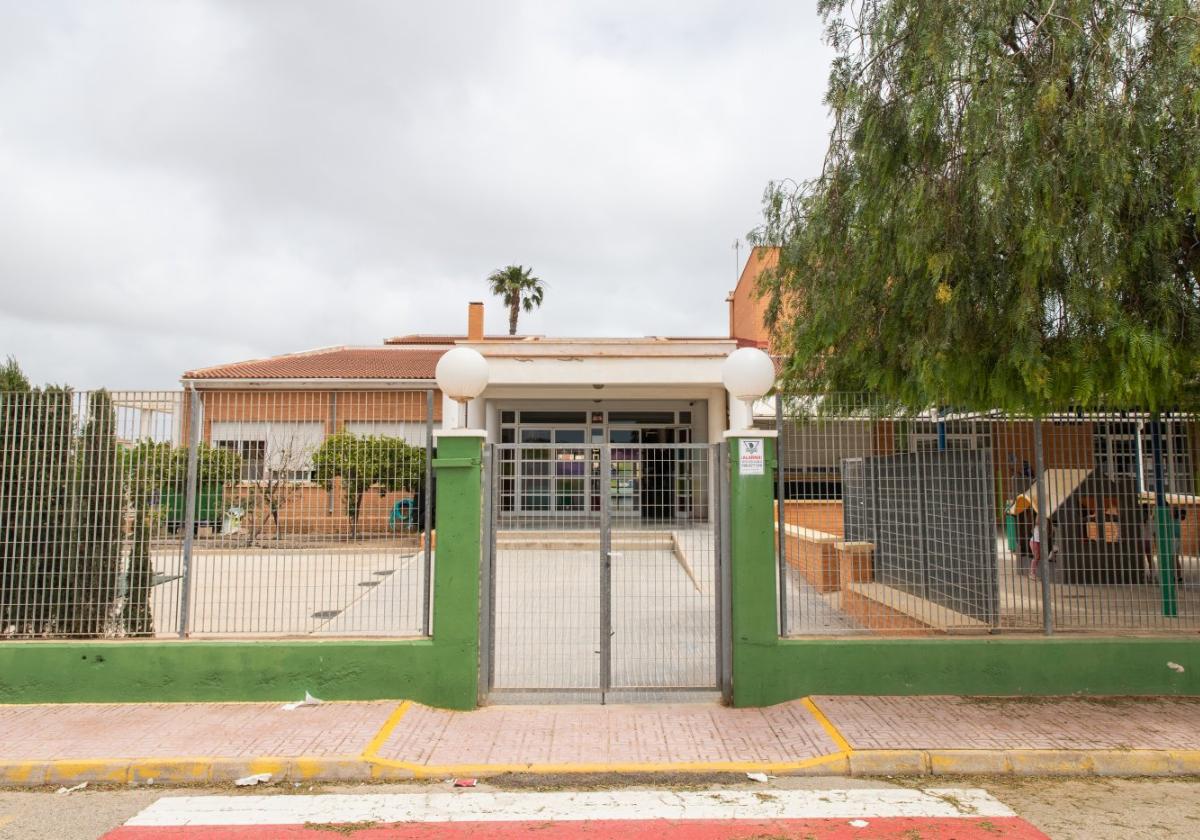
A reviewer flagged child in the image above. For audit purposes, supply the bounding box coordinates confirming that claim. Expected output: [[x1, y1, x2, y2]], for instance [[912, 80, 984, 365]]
[[1029, 521, 1057, 580], [1141, 507, 1157, 583], [1029, 523, 1041, 580]]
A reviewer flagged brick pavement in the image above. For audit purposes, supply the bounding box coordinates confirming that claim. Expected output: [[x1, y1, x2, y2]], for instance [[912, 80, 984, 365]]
[[3, 695, 1200, 786], [812, 695, 1200, 751], [371, 701, 842, 768], [0, 702, 395, 760]]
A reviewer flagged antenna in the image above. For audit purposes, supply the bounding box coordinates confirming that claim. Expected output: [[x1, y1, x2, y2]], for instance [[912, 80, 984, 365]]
[[733, 238, 741, 281]]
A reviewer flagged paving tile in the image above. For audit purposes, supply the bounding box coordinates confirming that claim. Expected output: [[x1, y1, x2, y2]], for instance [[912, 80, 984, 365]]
[[813, 695, 1200, 751], [0, 702, 396, 760], [373, 701, 842, 767]]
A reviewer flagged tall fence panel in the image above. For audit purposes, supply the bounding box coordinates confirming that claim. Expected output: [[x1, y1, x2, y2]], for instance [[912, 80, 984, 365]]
[[1, 390, 184, 639], [775, 396, 1199, 636], [0, 388, 436, 639]]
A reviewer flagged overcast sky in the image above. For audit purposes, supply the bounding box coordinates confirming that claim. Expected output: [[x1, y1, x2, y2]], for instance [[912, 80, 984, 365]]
[[0, 1, 833, 389]]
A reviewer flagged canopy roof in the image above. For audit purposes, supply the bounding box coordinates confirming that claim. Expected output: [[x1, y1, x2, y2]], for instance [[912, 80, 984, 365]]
[[1007, 469, 1093, 518]]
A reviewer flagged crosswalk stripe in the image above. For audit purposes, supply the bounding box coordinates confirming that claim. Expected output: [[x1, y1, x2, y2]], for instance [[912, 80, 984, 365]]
[[123, 788, 1015, 827]]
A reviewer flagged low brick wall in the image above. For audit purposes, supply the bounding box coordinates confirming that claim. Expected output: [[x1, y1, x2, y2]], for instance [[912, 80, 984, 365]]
[[779, 499, 845, 536], [836, 541, 874, 588], [839, 587, 936, 636], [220, 483, 419, 538], [778, 526, 841, 592]]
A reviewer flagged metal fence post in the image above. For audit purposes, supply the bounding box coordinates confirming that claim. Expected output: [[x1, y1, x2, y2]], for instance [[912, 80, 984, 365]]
[[599, 444, 613, 701], [422, 388, 435, 636], [1032, 420, 1054, 635], [774, 395, 788, 635], [716, 441, 733, 704], [177, 387, 202, 638], [478, 443, 495, 701], [327, 392, 337, 514], [1150, 414, 1179, 617]]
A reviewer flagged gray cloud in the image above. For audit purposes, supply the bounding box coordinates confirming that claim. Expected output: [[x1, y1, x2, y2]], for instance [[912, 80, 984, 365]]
[[0, 0, 833, 389]]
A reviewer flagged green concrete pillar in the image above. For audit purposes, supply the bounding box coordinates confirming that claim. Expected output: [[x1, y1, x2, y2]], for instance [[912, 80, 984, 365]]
[[428, 430, 486, 708], [727, 431, 780, 707]]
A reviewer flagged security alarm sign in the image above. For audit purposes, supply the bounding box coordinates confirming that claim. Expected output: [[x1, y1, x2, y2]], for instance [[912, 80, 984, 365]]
[[739, 439, 765, 475]]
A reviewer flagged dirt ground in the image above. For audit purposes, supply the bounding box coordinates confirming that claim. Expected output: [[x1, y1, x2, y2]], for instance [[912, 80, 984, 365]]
[[956, 776, 1200, 839]]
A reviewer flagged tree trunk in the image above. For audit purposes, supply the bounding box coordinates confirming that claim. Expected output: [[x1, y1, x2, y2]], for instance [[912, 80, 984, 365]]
[[509, 297, 519, 335]]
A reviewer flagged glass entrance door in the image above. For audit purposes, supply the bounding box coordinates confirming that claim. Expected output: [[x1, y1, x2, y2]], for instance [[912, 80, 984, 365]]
[[498, 407, 697, 518], [516, 427, 589, 514]]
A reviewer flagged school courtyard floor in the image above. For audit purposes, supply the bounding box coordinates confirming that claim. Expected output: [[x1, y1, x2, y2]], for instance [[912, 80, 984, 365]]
[[146, 528, 1198, 643]]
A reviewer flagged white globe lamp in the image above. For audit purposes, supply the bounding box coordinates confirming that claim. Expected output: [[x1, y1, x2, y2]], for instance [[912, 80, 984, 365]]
[[722, 347, 776, 430], [436, 347, 490, 428]]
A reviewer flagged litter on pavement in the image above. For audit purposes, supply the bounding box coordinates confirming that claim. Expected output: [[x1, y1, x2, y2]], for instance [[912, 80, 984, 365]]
[[234, 773, 272, 787], [281, 691, 324, 711]]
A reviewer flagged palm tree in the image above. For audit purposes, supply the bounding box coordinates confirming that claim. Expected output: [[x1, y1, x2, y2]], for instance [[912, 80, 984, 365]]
[[487, 265, 544, 336]]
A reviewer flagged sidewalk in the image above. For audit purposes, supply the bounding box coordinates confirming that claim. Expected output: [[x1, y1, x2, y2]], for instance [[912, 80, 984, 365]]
[[3, 695, 1199, 787]]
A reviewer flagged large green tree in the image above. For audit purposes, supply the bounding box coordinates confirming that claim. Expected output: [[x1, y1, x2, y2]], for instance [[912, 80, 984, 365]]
[[0, 356, 29, 391], [312, 434, 425, 538], [755, 1, 1200, 412], [0, 382, 76, 636], [68, 390, 123, 636], [487, 265, 545, 335]]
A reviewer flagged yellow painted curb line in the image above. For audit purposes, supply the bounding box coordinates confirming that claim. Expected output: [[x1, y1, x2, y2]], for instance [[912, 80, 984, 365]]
[[801, 697, 853, 754], [355, 698, 854, 778], [361, 700, 412, 759], [5, 695, 1200, 787], [0, 756, 368, 787], [4, 748, 1200, 787]]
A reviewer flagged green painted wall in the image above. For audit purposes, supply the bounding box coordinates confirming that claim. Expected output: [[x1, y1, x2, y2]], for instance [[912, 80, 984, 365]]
[[729, 433, 782, 702], [0, 433, 485, 709], [735, 637, 1200, 706], [727, 433, 1200, 706], [0, 639, 464, 705]]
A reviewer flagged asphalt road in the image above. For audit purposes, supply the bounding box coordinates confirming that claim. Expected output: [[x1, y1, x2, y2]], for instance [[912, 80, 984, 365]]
[[4, 775, 1200, 840]]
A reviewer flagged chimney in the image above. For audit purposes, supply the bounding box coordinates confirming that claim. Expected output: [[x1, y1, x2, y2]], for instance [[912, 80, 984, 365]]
[[467, 301, 484, 341]]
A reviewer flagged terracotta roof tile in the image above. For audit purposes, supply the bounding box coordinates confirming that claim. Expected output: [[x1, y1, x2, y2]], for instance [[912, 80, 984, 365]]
[[383, 334, 463, 345], [384, 334, 530, 345], [183, 346, 444, 380]]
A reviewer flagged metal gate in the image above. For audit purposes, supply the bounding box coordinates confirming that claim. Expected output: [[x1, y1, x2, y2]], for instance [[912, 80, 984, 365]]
[[482, 442, 727, 703]]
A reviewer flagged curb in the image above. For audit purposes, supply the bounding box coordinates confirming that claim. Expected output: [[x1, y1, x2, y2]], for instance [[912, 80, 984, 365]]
[[4, 749, 1200, 788]]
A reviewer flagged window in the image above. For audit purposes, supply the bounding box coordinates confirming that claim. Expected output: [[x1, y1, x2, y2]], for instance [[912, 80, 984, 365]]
[[1095, 420, 1193, 493], [216, 439, 266, 481], [342, 421, 426, 447], [608, 411, 675, 424], [210, 421, 323, 482], [909, 421, 986, 453], [518, 411, 587, 424]]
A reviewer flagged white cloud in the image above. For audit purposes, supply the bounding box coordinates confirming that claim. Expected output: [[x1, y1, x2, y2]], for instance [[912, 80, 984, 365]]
[[0, 0, 833, 388]]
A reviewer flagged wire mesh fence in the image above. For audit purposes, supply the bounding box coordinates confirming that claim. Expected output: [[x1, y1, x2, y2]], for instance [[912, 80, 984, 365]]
[[0, 388, 435, 639], [486, 441, 721, 699], [772, 394, 1200, 636]]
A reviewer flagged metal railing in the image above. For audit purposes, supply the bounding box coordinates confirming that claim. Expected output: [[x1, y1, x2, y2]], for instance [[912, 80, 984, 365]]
[[0, 388, 435, 639], [773, 394, 1200, 636]]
